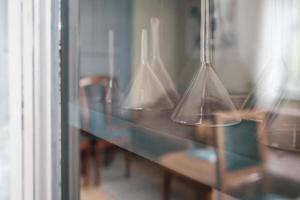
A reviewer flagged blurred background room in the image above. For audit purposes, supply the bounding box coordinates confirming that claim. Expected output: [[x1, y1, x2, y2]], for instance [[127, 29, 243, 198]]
[[1, 0, 300, 200], [76, 0, 300, 200]]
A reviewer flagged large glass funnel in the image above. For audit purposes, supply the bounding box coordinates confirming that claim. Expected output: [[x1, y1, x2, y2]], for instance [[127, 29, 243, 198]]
[[171, 0, 240, 126], [150, 17, 180, 102], [120, 30, 175, 110]]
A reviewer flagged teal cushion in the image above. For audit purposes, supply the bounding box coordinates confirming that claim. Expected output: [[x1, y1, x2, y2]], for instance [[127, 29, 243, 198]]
[[88, 108, 106, 132], [131, 128, 188, 158], [83, 85, 131, 141], [223, 120, 261, 171], [88, 109, 131, 140], [69, 102, 131, 141], [188, 148, 216, 162]]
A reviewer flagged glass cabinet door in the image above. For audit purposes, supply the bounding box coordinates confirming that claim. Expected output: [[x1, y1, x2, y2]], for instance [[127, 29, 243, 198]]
[[62, 0, 300, 200]]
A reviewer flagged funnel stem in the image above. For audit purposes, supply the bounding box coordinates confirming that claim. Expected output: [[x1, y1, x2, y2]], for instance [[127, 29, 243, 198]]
[[151, 18, 160, 59], [109, 30, 114, 77], [200, 0, 212, 64], [141, 29, 148, 65]]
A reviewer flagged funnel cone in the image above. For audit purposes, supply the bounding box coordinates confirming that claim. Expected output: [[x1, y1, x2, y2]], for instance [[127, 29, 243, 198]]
[[171, 63, 240, 126], [120, 30, 175, 110]]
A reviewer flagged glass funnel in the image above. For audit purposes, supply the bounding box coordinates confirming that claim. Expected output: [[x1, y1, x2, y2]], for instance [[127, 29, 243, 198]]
[[120, 29, 174, 110], [171, 0, 240, 126], [150, 17, 180, 102], [105, 30, 119, 104]]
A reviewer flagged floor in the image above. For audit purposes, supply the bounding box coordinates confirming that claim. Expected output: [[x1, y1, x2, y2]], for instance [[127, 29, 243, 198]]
[[80, 150, 238, 200], [80, 151, 192, 200]]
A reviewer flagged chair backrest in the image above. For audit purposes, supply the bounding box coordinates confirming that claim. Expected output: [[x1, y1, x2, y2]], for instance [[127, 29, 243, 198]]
[[216, 111, 267, 190], [79, 75, 118, 130]]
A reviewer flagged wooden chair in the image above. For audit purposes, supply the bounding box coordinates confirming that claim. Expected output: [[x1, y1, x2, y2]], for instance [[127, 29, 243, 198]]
[[79, 75, 130, 186], [216, 111, 289, 199], [160, 112, 262, 200], [160, 110, 292, 200], [216, 111, 267, 191]]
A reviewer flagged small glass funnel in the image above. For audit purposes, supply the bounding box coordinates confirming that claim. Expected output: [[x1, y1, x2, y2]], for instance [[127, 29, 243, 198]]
[[105, 30, 119, 104], [120, 29, 174, 110], [171, 0, 240, 126], [150, 17, 180, 102]]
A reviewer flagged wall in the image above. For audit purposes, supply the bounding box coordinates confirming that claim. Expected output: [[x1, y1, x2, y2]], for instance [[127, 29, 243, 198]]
[[79, 0, 262, 95], [214, 0, 262, 94], [131, 0, 262, 95], [79, 0, 132, 91], [131, 0, 184, 81]]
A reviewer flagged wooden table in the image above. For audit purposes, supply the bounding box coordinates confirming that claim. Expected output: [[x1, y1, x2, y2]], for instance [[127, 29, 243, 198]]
[[160, 151, 216, 200], [70, 102, 300, 200]]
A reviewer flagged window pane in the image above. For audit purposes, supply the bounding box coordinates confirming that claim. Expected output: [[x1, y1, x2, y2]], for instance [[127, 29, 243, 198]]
[[65, 0, 300, 199]]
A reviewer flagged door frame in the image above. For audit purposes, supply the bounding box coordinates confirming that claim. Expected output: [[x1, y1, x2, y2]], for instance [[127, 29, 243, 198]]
[[61, 0, 80, 199]]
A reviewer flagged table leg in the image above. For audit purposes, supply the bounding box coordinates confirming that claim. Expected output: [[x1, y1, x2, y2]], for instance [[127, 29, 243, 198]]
[[124, 151, 131, 178], [195, 185, 212, 200], [162, 170, 171, 200], [95, 148, 101, 186]]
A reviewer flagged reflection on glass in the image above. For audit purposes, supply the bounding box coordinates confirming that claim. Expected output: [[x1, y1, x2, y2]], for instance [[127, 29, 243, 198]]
[[254, 0, 300, 152], [120, 30, 174, 110], [261, 93, 300, 152], [241, 0, 288, 112], [171, 0, 240, 127]]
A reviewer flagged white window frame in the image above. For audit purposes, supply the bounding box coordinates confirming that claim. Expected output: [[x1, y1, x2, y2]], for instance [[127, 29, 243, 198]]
[[8, 0, 61, 199], [8, 0, 23, 199]]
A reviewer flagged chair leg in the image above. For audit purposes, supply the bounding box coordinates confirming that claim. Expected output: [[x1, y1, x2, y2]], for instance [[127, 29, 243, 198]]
[[95, 148, 102, 186], [161, 170, 171, 200], [82, 148, 92, 187], [81, 152, 86, 175], [195, 185, 212, 200], [124, 151, 131, 178], [104, 147, 115, 167]]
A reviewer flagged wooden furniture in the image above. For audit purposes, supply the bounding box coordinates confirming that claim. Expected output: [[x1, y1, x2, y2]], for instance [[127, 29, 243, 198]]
[[74, 92, 300, 199], [160, 111, 267, 200], [79, 75, 130, 186], [216, 111, 294, 199], [160, 151, 215, 200], [216, 111, 267, 191], [160, 151, 216, 187]]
